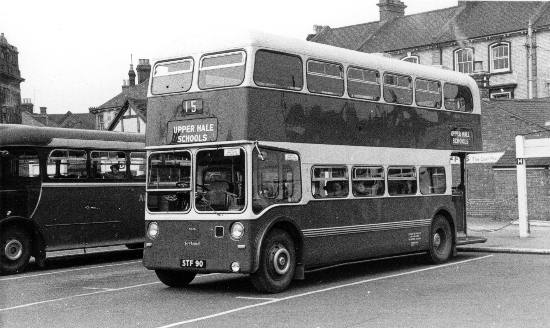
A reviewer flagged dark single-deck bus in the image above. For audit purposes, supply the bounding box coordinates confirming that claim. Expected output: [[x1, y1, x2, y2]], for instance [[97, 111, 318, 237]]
[[0, 125, 146, 274], [143, 32, 485, 292]]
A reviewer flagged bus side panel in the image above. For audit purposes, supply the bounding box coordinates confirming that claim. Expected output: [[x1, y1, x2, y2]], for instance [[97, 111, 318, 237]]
[[246, 88, 482, 151], [33, 184, 88, 250], [119, 184, 146, 244], [256, 195, 454, 268]]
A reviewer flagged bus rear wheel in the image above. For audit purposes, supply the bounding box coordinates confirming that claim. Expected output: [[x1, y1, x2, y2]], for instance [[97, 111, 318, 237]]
[[155, 269, 196, 287], [427, 215, 453, 264], [0, 226, 32, 274], [251, 229, 295, 293]]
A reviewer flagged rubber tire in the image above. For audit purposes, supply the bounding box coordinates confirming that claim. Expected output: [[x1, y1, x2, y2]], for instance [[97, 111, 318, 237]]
[[0, 226, 32, 275], [155, 269, 196, 287], [251, 229, 296, 293], [426, 215, 453, 264]]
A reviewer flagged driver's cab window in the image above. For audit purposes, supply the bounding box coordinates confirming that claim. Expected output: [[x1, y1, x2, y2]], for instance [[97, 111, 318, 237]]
[[252, 147, 301, 214], [195, 148, 245, 212]]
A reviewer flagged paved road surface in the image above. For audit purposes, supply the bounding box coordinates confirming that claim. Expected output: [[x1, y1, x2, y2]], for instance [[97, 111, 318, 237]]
[[1, 251, 549, 328]]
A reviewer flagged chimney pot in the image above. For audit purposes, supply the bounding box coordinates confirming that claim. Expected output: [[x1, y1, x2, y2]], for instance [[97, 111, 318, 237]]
[[40, 107, 47, 115]]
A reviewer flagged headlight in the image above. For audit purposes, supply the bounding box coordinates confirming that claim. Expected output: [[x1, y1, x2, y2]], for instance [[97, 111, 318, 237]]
[[230, 222, 244, 240], [147, 221, 159, 239]]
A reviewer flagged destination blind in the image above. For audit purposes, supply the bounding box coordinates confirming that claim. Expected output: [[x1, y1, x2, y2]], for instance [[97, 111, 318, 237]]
[[167, 118, 218, 144]]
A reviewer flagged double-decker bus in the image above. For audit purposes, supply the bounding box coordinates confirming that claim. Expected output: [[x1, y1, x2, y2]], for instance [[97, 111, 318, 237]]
[[0, 125, 146, 274], [142, 32, 485, 293]]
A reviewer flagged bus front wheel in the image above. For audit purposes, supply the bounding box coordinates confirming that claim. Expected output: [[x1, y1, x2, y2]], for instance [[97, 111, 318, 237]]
[[427, 215, 453, 264], [0, 226, 32, 274], [155, 269, 196, 287], [251, 229, 296, 293]]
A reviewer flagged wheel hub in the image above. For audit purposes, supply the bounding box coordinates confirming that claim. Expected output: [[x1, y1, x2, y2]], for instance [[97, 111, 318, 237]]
[[5, 239, 23, 261], [433, 232, 442, 249], [272, 247, 290, 275]]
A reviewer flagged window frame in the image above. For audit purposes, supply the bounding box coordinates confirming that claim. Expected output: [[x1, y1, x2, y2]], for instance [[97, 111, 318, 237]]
[[151, 57, 195, 95], [198, 50, 247, 90], [489, 42, 511, 73], [419, 166, 446, 195], [90, 150, 128, 181], [46, 149, 88, 181], [415, 78, 442, 109], [311, 165, 349, 199], [146, 150, 193, 214], [387, 166, 417, 196], [346, 66, 381, 101], [401, 55, 419, 64], [306, 59, 345, 97], [253, 49, 303, 91], [351, 166, 385, 198], [453, 48, 474, 74], [383, 72, 413, 105], [194, 146, 247, 214]]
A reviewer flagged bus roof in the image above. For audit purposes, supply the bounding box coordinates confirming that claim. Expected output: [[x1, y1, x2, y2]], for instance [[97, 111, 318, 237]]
[[0, 124, 145, 150], [156, 30, 479, 91]]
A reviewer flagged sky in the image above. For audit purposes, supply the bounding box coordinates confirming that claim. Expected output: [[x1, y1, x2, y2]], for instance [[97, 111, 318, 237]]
[[0, 0, 460, 114]]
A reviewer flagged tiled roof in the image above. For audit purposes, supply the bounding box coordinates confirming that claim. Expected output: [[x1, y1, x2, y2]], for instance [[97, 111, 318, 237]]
[[311, 1, 550, 53], [92, 79, 148, 111], [21, 112, 46, 127]]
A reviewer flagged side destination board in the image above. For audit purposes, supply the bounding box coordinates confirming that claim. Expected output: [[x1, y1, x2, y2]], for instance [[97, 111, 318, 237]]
[[167, 118, 218, 144]]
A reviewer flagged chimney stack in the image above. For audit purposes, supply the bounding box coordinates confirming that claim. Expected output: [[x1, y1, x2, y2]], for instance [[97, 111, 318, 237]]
[[136, 59, 151, 84], [20, 98, 34, 113], [122, 79, 129, 91], [377, 0, 406, 23], [128, 64, 136, 87], [40, 106, 47, 115]]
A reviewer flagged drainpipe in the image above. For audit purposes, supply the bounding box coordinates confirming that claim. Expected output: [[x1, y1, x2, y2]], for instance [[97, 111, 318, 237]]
[[527, 19, 534, 99]]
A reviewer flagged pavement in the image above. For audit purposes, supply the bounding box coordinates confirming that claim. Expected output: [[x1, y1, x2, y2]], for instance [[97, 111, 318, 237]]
[[458, 217, 550, 255]]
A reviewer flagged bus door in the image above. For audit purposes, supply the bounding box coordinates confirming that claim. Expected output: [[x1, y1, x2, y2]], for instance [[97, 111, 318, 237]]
[[83, 151, 128, 247], [451, 153, 466, 234]]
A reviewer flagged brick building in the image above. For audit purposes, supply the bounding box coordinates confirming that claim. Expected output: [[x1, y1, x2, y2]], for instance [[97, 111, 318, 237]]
[[466, 99, 550, 220], [308, 0, 550, 220], [89, 59, 150, 133], [0, 33, 24, 124], [309, 0, 550, 99]]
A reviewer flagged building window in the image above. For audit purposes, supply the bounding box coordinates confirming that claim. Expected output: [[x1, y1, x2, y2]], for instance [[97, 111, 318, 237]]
[[489, 42, 510, 73], [454, 48, 474, 73], [490, 91, 512, 99], [97, 113, 105, 130], [402, 55, 419, 64]]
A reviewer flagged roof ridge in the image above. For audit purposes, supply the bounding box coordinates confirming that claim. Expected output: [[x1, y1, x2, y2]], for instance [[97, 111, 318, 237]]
[[531, 1, 550, 26], [354, 20, 391, 51], [433, 3, 468, 44]]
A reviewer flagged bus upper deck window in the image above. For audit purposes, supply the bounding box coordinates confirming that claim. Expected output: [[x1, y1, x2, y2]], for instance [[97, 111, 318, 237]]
[[254, 50, 303, 91], [383, 73, 412, 105], [443, 83, 473, 112], [415, 78, 441, 109], [151, 58, 194, 95], [347, 67, 380, 101], [198, 51, 246, 90], [307, 60, 344, 96]]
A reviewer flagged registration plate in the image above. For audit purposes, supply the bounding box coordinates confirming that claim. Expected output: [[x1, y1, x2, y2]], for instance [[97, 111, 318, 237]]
[[181, 259, 206, 268]]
